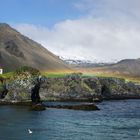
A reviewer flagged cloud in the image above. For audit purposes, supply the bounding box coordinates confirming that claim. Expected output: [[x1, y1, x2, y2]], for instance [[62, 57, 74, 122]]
[[74, 0, 140, 20], [14, 0, 140, 62]]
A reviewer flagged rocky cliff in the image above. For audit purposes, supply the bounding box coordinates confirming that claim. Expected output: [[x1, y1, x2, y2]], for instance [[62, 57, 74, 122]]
[[1, 71, 140, 102], [39, 75, 140, 101]]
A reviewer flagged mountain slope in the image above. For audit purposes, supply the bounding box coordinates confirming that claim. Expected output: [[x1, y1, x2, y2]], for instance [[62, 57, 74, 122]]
[[103, 58, 140, 76], [0, 23, 71, 73], [74, 58, 140, 83], [78, 58, 140, 77]]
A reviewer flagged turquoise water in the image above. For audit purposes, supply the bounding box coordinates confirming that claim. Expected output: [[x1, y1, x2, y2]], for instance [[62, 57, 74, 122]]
[[0, 100, 140, 140]]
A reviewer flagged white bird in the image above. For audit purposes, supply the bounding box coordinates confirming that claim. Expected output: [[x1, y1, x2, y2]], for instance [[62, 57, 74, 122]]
[[28, 129, 33, 134]]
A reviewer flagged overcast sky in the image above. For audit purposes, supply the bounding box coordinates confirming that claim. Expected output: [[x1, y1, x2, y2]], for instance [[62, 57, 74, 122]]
[[1, 0, 140, 62]]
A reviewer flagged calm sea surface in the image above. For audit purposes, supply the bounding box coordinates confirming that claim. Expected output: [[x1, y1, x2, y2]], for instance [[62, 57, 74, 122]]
[[0, 100, 140, 140]]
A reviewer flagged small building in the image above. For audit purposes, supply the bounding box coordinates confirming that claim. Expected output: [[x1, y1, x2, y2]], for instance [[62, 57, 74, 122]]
[[0, 68, 3, 74]]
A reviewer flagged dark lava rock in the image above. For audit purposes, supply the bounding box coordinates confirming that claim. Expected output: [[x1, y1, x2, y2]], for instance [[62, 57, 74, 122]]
[[46, 103, 100, 111], [29, 104, 46, 111], [92, 97, 103, 103]]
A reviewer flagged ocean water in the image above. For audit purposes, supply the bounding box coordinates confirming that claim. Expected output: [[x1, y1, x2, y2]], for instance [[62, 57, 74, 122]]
[[0, 100, 140, 140]]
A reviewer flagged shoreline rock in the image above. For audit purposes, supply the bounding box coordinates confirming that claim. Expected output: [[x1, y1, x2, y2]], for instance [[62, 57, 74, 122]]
[[29, 103, 46, 111], [0, 100, 32, 106], [46, 103, 100, 111], [0, 100, 99, 111]]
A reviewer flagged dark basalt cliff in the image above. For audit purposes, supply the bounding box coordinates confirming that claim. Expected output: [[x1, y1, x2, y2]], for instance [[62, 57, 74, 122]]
[[40, 76, 140, 101], [1, 72, 140, 102]]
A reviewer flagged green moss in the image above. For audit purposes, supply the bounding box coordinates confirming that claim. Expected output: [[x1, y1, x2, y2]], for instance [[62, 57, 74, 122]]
[[0, 84, 4, 92], [29, 104, 46, 111], [4, 91, 15, 100], [41, 73, 69, 78], [18, 92, 30, 101], [81, 81, 93, 92], [15, 66, 40, 76]]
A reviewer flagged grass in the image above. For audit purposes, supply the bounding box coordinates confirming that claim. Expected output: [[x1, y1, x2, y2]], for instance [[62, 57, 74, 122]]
[[41, 72, 70, 78], [81, 72, 140, 84], [0, 72, 14, 79], [74, 67, 140, 84], [41, 71, 140, 84], [2, 70, 140, 84]]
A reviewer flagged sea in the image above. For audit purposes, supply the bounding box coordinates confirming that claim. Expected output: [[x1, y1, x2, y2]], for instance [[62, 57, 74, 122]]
[[0, 99, 140, 140]]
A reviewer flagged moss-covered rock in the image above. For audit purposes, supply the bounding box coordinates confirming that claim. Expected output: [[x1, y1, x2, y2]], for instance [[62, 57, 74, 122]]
[[29, 104, 46, 111], [1, 71, 140, 102], [15, 66, 40, 76], [46, 103, 100, 111]]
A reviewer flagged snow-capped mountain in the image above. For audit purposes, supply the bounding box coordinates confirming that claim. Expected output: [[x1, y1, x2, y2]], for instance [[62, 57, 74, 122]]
[[60, 56, 114, 68]]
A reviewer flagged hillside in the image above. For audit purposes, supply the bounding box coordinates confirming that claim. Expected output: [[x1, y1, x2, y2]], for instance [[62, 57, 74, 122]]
[[0, 23, 71, 73], [105, 58, 140, 76], [74, 58, 140, 83]]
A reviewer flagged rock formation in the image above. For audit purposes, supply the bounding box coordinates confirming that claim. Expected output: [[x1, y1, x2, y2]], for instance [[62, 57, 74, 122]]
[[1, 70, 140, 103], [31, 79, 41, 104]]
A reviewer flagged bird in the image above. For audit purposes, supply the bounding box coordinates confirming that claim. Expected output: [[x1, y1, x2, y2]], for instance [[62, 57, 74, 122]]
[[28, 129, 33, 134]]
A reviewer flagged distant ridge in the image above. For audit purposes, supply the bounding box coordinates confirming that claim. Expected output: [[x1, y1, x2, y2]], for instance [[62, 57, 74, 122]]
[[104, 58, 140, 76], [0, 23, 71, 73]]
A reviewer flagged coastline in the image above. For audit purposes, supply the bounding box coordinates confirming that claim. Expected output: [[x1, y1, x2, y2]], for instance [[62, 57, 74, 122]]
[[1, 97, 140, 111], [1, 97, 140, 106]]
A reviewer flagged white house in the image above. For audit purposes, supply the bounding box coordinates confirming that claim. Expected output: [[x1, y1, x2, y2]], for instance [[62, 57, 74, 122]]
[[0, 68, 3, 74]]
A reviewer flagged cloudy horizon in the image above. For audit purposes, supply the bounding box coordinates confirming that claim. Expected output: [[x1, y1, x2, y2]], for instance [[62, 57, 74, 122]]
[[7, 0, 140, 62]]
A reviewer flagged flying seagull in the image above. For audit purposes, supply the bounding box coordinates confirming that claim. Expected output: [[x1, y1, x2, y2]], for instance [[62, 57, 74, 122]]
[[28, 129, 33, 134]]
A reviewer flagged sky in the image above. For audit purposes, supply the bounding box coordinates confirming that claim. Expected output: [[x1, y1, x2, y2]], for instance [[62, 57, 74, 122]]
[[0, 0, 140, 62]]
